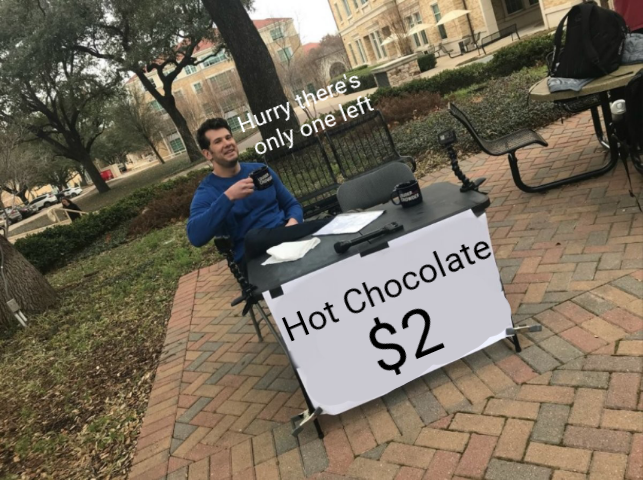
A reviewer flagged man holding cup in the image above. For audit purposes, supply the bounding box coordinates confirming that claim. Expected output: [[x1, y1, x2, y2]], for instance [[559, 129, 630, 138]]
[[187, 118, 324, 267]]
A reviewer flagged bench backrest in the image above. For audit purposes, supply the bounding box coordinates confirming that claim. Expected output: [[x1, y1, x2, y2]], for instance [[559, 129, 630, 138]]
[[263, 135, 341, 219], [263, 109, 414, 219], [480, 24, 517, 47], [324, 110, 405, 180]]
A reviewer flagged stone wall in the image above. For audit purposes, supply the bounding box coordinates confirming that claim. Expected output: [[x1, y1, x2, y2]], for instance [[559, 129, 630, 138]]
[[374, 56, 422, 87]]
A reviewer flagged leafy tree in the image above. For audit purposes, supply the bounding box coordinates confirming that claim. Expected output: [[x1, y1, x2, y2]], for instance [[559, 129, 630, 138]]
[[66, 0, 253, 163], [0, 0, 118, 193], [113, 89, 166, 164], [0, 125, 57, 333], [0, 125, 38, 204], [202, 0, 301, 144], [35, 158, 81, 192]]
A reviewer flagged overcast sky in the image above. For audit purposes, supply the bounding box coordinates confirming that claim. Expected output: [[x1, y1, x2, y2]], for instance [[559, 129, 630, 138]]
[[249, 0, 339, 44]]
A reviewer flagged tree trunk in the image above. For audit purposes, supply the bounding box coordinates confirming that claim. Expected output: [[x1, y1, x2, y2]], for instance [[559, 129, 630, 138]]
[[164, 107, 203, 163], [0, 235, 58, 332], [202, 0, 301, 143], [79, 155, 110, 193], [147, 139, 166, 164]]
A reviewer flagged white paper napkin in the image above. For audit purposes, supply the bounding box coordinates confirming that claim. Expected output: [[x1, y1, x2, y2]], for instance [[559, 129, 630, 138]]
[[261, 238, 321, 265]]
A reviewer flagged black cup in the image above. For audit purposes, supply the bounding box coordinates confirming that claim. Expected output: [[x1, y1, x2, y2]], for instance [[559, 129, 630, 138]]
[[391, 180, 423, 208], [250, 166, 273, 190]]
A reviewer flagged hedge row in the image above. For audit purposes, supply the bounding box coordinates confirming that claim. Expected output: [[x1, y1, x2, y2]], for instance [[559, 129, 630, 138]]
[[389, 67, 568, 161], [14, 169, 210, 274], [369, 32, 554, 104]]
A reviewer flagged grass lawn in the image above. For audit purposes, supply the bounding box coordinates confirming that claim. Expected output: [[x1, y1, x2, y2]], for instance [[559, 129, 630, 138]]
[[0, 221, 220, 479]]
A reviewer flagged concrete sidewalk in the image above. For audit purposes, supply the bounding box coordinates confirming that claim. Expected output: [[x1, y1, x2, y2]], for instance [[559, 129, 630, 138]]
[[127, 109, 642, 480]]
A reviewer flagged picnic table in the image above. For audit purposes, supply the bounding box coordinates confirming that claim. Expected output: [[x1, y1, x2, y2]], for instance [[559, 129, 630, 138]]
[[529, 62, 643, 184]]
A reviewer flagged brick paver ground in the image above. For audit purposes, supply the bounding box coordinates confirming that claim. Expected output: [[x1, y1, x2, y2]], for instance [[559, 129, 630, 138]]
[[127, 110, 643, 480]]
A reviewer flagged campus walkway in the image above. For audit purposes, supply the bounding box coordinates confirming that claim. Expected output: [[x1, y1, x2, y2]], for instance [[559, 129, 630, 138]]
[[127, 110, 643, 480]]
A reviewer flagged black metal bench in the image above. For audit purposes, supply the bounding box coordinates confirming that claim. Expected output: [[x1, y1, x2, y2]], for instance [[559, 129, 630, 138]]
[[263, 135, 342, 219], [263, 110, 416, 219], [477, 24, 520, 55], [323, 109, 416, 180]]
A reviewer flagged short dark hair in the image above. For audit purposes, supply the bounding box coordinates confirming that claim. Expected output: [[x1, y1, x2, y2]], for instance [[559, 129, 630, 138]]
[[196, 118, 232, 150]]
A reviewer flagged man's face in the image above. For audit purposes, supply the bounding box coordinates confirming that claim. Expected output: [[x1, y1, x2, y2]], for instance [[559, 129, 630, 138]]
[[202, 128, 239, 169]]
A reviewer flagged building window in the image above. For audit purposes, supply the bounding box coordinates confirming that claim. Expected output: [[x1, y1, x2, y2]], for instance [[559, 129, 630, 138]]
[[334, 4, 343, 21], [147, 77, 156, 88], [529, 0, 539, 5], [348, 44, 358, 65], [184, 65, 197, 75], [209, 71, 235, 92], [278, 47, 293, 63], [431, 4, 448, 40], [202, 50, 228, 68], [270, 26, 284, 41], [342, 0, 351, 16], [376, 31, 387, 57], [406, 13, 429, 48], [149, 100, 163, 112], [193, 82, 203, 94], [228, 116, 242, 132], [168, 135, 186, 154], [369, 31, 387, 60], [505, 0, 524, 14], [356, 39, 367, 63], [352, 0, 359, 8], [203, 103, 215, 116]]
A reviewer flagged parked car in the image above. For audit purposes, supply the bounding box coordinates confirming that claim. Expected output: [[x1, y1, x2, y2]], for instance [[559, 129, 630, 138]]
[[16, 203, 38, 219], [1, 208, 22, 225], [61, 186, 83, 198], [101, 170, 114, 181], [28, 193, 59, 211]]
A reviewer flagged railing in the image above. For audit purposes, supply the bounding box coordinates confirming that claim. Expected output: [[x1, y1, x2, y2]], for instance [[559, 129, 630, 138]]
[[477, 24, 520, 55]]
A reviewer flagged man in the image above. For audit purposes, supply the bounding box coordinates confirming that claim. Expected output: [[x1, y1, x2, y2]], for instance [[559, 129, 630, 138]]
[[61, 197, 82, 222], [187, 118, 320, 266]]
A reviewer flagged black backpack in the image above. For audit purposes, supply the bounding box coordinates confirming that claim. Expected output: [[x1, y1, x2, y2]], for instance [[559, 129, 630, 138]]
[[550, 2, 628, 79]]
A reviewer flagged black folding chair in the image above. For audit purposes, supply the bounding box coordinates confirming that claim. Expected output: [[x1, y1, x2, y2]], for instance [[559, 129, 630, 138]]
[[336, 162, 416, 212]]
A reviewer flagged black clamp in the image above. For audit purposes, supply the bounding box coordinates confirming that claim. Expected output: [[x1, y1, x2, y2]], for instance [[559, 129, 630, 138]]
[[438, 129, 487, 193]]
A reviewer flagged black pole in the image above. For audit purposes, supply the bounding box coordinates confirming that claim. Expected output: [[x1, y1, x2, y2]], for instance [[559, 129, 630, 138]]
[[462, 0, 476, 40]]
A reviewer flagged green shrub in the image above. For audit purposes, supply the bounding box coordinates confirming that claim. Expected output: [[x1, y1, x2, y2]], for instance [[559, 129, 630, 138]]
[[417, 53, 437, 73], [14, 169, 210, 273], [390, 67, 568, 161], [370, 33, 554, 105], [370, 63, 490, 104], [486, 31, 554, 77], [239, 148, 262, 163], [127, 175, 203, 238]]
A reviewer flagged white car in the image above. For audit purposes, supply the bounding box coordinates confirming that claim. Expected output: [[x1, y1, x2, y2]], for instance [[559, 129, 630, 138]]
[[61, 186, 83, 198], [28, 193, 59, 211]]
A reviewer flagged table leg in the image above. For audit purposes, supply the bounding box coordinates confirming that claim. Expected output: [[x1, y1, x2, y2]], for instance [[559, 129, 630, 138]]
[[590, 106, 610, 151], [599, 92, 620, 167]]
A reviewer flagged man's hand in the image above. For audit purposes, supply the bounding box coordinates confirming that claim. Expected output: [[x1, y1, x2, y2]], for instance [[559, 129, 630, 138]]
[[285, 218, 299, 227], [224, 178, 254, 201]]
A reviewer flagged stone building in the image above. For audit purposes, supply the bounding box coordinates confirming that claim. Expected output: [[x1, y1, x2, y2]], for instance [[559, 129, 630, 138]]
[[328, 0, 588, 69]]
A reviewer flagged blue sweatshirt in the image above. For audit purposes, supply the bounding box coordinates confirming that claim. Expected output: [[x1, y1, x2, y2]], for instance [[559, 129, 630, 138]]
[[186, 162, 304, 262]]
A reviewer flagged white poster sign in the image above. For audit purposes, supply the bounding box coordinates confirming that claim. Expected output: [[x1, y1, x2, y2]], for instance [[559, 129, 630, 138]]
[[263, 210, 513, 416]]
